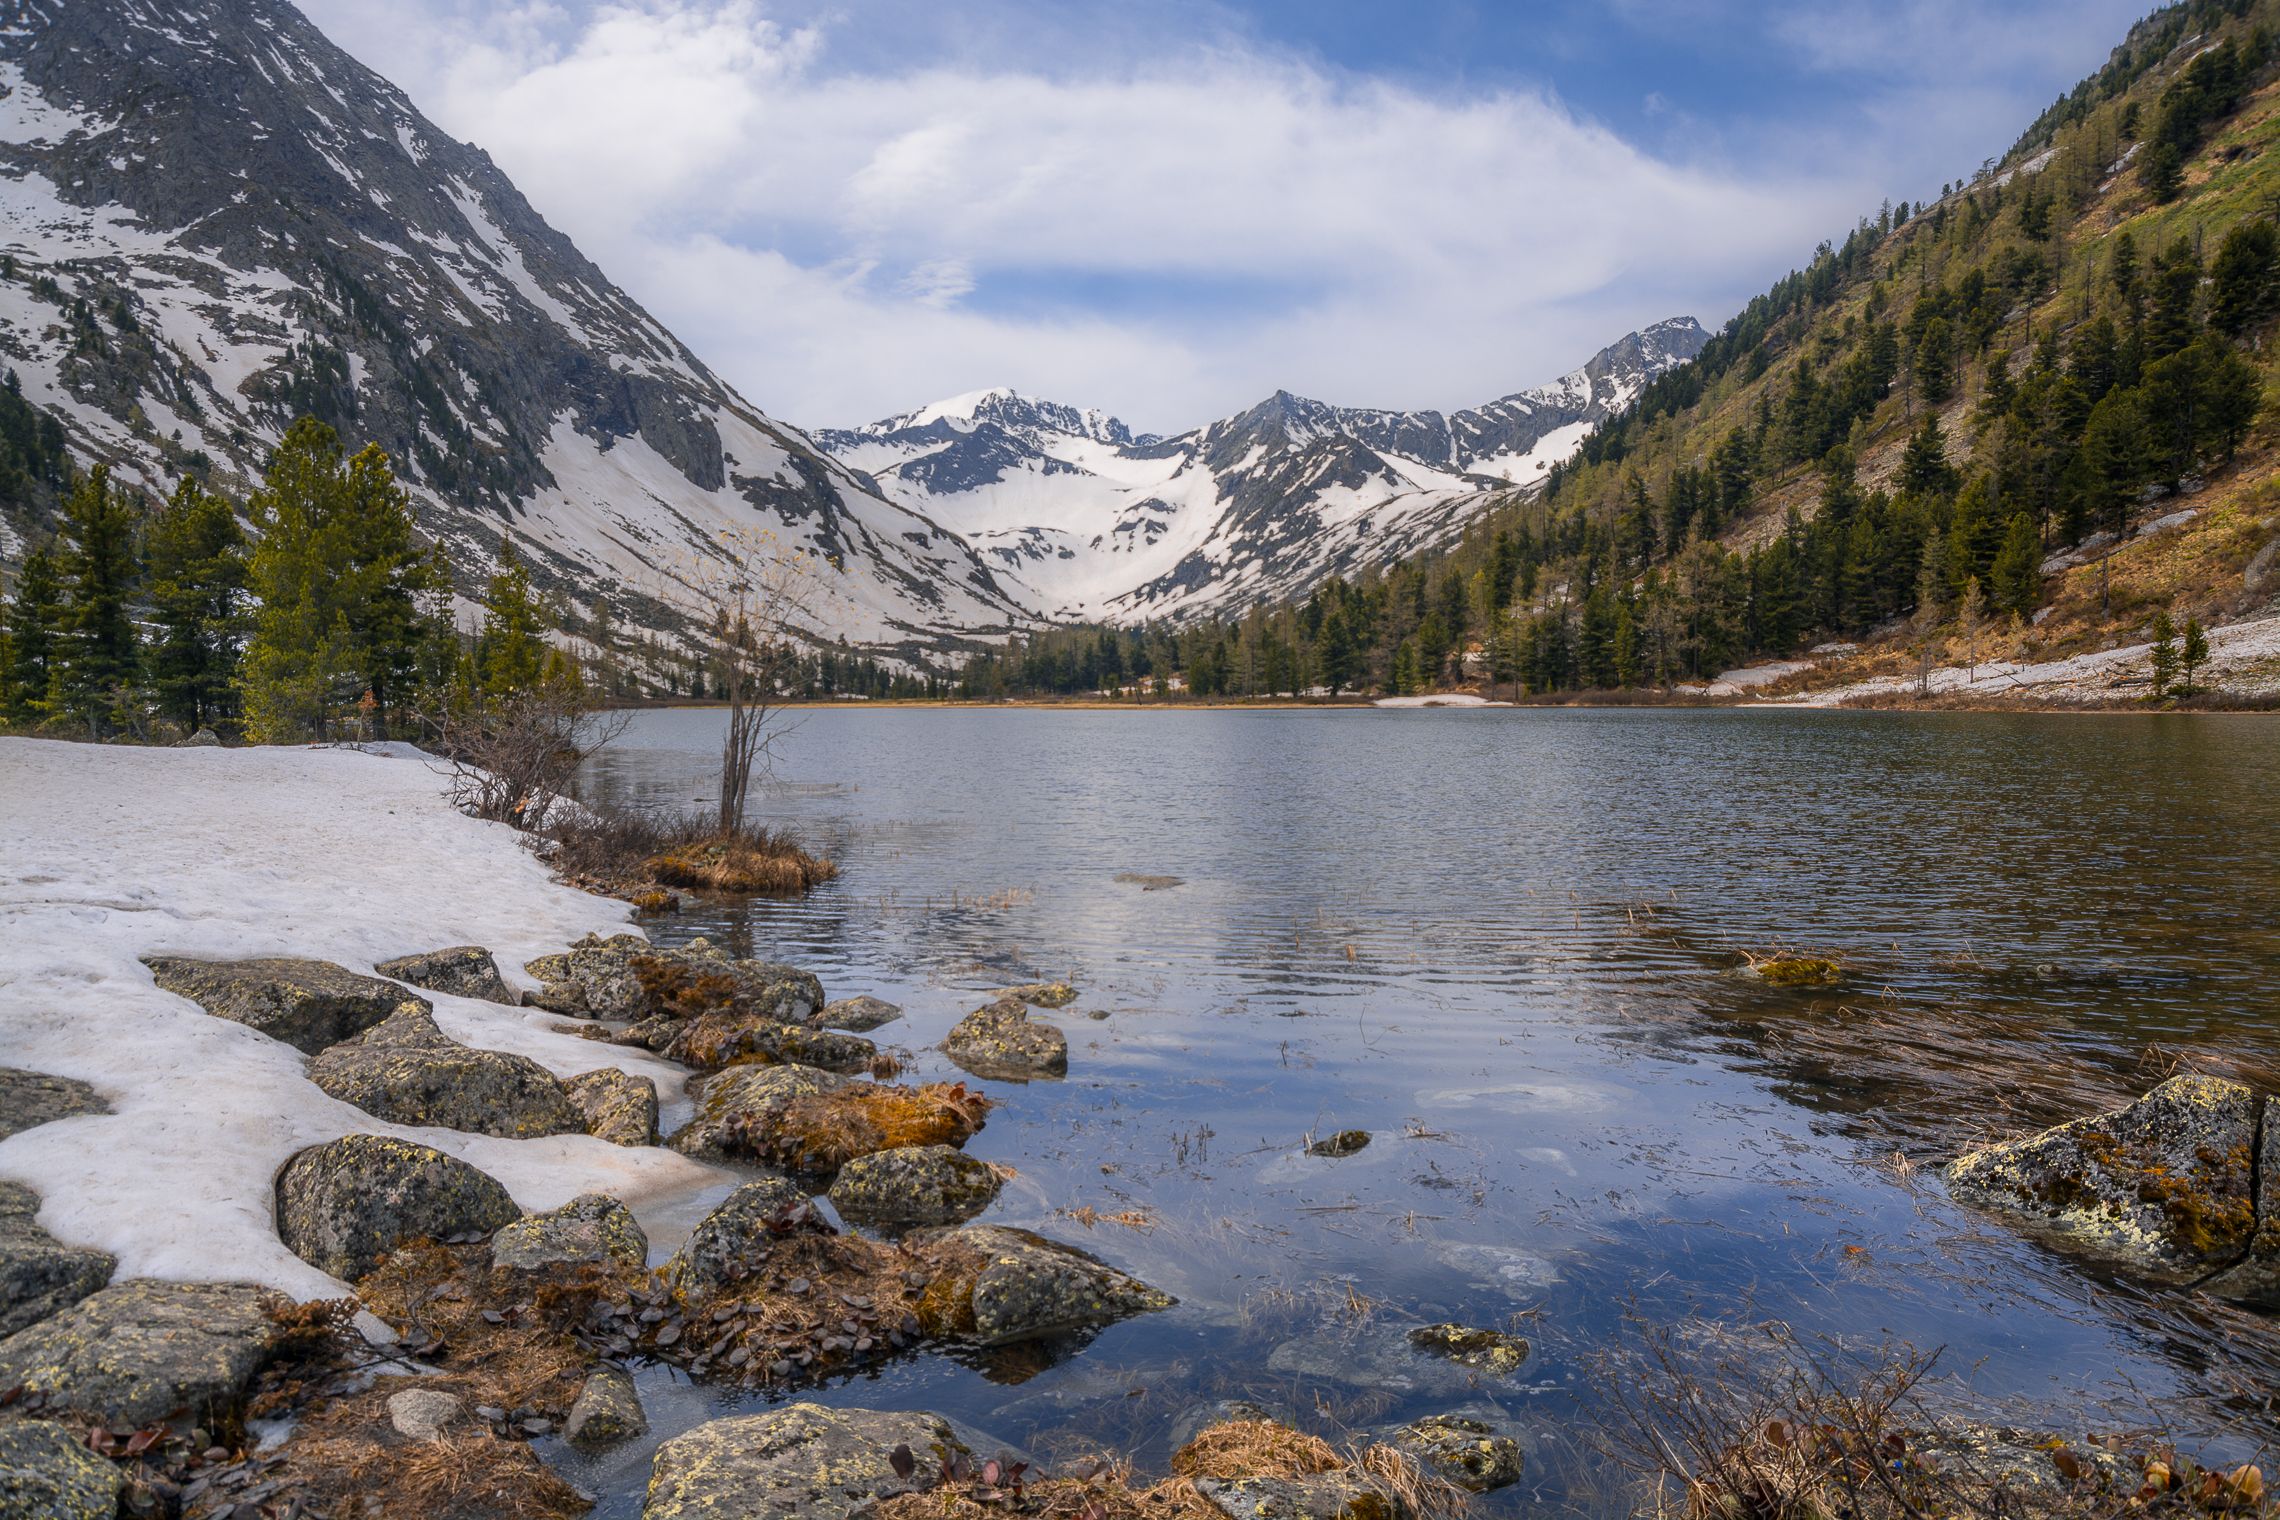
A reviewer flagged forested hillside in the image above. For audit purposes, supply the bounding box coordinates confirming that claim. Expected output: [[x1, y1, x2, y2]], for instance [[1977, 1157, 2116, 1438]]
[[959, 0, 2280, 702]]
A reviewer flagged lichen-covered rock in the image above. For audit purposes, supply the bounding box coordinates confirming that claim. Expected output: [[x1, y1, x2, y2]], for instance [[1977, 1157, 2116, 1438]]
[[828, 1145, 1001, 1228], [0, 1280, 282, 1428], [665, 1176, 811, 1298], [1192, 1474, 1412, 1520], [993, 982, 1078, 1009], [910, 1225, 1174, 1346], [1945, 1075, 2258, 1280], [656, 1008, 876, 1075], [0, 1420, 125, 1519], [2204, 1100, 2280, 1304], [0, 1066, 108, 1141], [525, 934, 822, 1026], [668, 1063, 850, 1162], [1407, 1323, 1530, 1375], [0, 1181, 114, 1338], [491, 1193, 649, 1273], [817, 995, 902, 1032], [641, 1403, 965, 1520], [942, 998, 1068, 1082], [143, 955, 426, 1054], [564, 1364, 647, 1450], [567, 1067, 659, 1146], [1393, 1414, 1524, 1492], [376, 945, 515, 1002], [525, 933, 652, 1018], [1307, 1130, 1371, 1159], [307, 1006, 584, 1138], [275, 1135, 521, 1281]]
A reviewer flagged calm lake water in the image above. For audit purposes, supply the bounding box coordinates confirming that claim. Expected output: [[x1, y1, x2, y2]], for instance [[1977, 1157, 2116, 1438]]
[[568, 707, 2280, 1513]]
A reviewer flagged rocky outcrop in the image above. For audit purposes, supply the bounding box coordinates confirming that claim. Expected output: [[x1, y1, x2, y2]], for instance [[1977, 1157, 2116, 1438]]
[[0, 1067, 108, 1140], [490, 1193, 649, 1274], [664, 1177, 811, 1298], [0, 1420, 125, 1519], [817, 995, 902, 1032], [1945, 1076, 2261, 1284], [828, 1145, 1001, 1228], [307, 1006, 584, 1138], [641, 1403, 965, 1520], [566, 1067, 659, 1146], [143, 955, 426, 1054], [564, 1364, 647, 1450], [0, 1279, 282, 1428], [1393, 1414, 1525, 1492], [0, 1181, 114, 1338], [909, 1225, 1174, 1346], [376, 946, 516, 1002], [942, 998, 1068, 1082], [274, 1135, 521, 1281], [525, 935, 822, 1026]]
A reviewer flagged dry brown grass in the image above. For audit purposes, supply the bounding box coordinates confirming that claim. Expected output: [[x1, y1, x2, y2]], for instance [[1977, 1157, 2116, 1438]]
[[729, 1081, 993, 1174], [546, 804, 835, 900], [276, 1390, 590, 1520], [1170, 1419, 1342, 1480]]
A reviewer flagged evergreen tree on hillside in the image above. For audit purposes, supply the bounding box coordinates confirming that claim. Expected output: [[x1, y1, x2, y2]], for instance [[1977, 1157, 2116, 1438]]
[[1915, 318, 1957, 406], [2209, 220, 2280, 336], [476, 535, 547, 697], [145, 477, 248, 735], [1991, 513, 2044, 617], [4, 546, 62, 722], [55, 464, 141, 734]]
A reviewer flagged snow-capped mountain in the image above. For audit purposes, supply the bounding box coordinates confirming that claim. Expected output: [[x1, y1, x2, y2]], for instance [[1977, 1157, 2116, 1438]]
[[0, 0, 1032, 655], [816, 318, 1707, 622]]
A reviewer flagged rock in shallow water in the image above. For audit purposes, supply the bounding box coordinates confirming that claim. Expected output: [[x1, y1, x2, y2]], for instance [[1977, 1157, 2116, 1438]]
[[143, 954, 426, 1054], [566, 1066, 659, 1146], [0, 1181, 113, 1339], [1306, 1129, 1371, 1158], [0, 1066, 108, 1141], [375, 945, 515, 1002], [655, 1008, 875, 1074], [1192, 1473, 1414, 1519], [641, 1403, 965, 1520], [1393, 1414, 1525, 1492], [665, 1176, 811, 1298], [307, 1005, 585, 1138], [942, 998, 1068, 1082], [526, 934, 822, 1025], [0, 1279, 282, 1428], [566, 1364, 647, 1450], [668, 1063, 849, 1163], [828, 1144, 1002, 1227], [490, 1193, 648, 1273], [1945, 1074, 2259, 1282], [1407, 1322, 1530, 1375], [816, 995, 902, 1032], [275, 1134, 521, 1281], [909, 1225, 1174, 1346], [0, 1420, 125, 1519]]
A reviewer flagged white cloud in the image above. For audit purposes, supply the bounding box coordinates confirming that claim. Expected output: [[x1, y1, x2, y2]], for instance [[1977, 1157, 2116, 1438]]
[[298, 0, 2029, 432]]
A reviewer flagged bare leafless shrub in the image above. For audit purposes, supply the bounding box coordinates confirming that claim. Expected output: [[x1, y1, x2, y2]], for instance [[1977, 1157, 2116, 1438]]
[[422, 682, 628, 830]]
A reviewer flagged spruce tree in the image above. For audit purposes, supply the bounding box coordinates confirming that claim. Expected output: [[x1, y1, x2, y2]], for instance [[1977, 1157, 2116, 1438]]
[[476, 535, 547, 697], [2181, 617, 2210, 693], [55, 464, 141, 734], [1914, 318, 1957, 407], [2149, 610, 2179, 697], [145, 476, 248, 734], [1990, 513, 2043, 618], [2140, 138, 2183, 203], [2209, 221, 2279, 337], [5, 546, 62, 722]]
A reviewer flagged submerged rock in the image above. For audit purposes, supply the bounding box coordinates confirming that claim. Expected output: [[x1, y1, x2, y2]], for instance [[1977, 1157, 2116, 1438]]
[[0, 1066, 108, 1141], [664, 1176, 812, 1298], [491, 1193, 648, 1273], [307, 1005, 584, 1138], [143, 954, 425, 1054], [644, 1404, 965, 1520], [1743, 956, 1843, 988], [1407, 1322, 1530, 1375], [0, 1181, 114, 1338], [992, 981, 1078, 1009], [942, 998, 1068, 1082], [1945, 1075, 2258, 1281], [1393, 1414, 1525, 1492], [1168, 1399, 1294, 1452], [828, 1144, 1002, 1228], [566, 1067, 659, 1146], [1306, 1130, 1371, 1159], [376, 945, 515, 1002], [909, 1225, 1174, 1346], [275, 1134, 521, 1281], [817, 995, 902, 1032], [0, 1279, 282, 1428], [0, 1420, 124, 1519], [656, 1008, 876, 1075], [565, 1364, 647, 1450]]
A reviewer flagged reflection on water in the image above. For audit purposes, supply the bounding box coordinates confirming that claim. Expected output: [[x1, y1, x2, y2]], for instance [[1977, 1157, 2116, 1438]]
[[569, 707, 2280, 1514]]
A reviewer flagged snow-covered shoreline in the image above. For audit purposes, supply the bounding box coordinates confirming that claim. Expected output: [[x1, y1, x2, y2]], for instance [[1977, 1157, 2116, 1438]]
[[0, 737, 723, 1301]]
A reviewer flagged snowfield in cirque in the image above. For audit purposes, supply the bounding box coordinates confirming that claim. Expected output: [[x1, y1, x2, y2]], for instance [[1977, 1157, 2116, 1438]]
[[0, 738, 721, 1301]]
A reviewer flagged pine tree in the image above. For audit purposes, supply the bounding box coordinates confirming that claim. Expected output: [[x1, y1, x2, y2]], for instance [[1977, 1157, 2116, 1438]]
[[2146, 236, 2203, 359], [1990, 512, 2043, 618], [2197, 337, 2264, 464], [1914, 317, 1956, 407], [54, 464, 141, 734], [145, 477, 248, 734], [2149, 610, 2179, 698], [2209, 221, 2279, 337], [1957, 577, 1988, 685], [5, 546, 62, 722], [2181, 616, 2210, 693], [1898, 415, 1957, 497], [476, 535, 547, 697], [2141, 138, 2183, 203]]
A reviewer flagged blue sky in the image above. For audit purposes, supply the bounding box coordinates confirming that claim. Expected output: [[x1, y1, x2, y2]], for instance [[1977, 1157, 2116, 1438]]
[[308, 0, 2151, 432]]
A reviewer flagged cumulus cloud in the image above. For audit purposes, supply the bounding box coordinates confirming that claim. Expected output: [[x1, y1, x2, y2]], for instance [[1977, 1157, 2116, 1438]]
[[298, 0, 2109, 432]]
